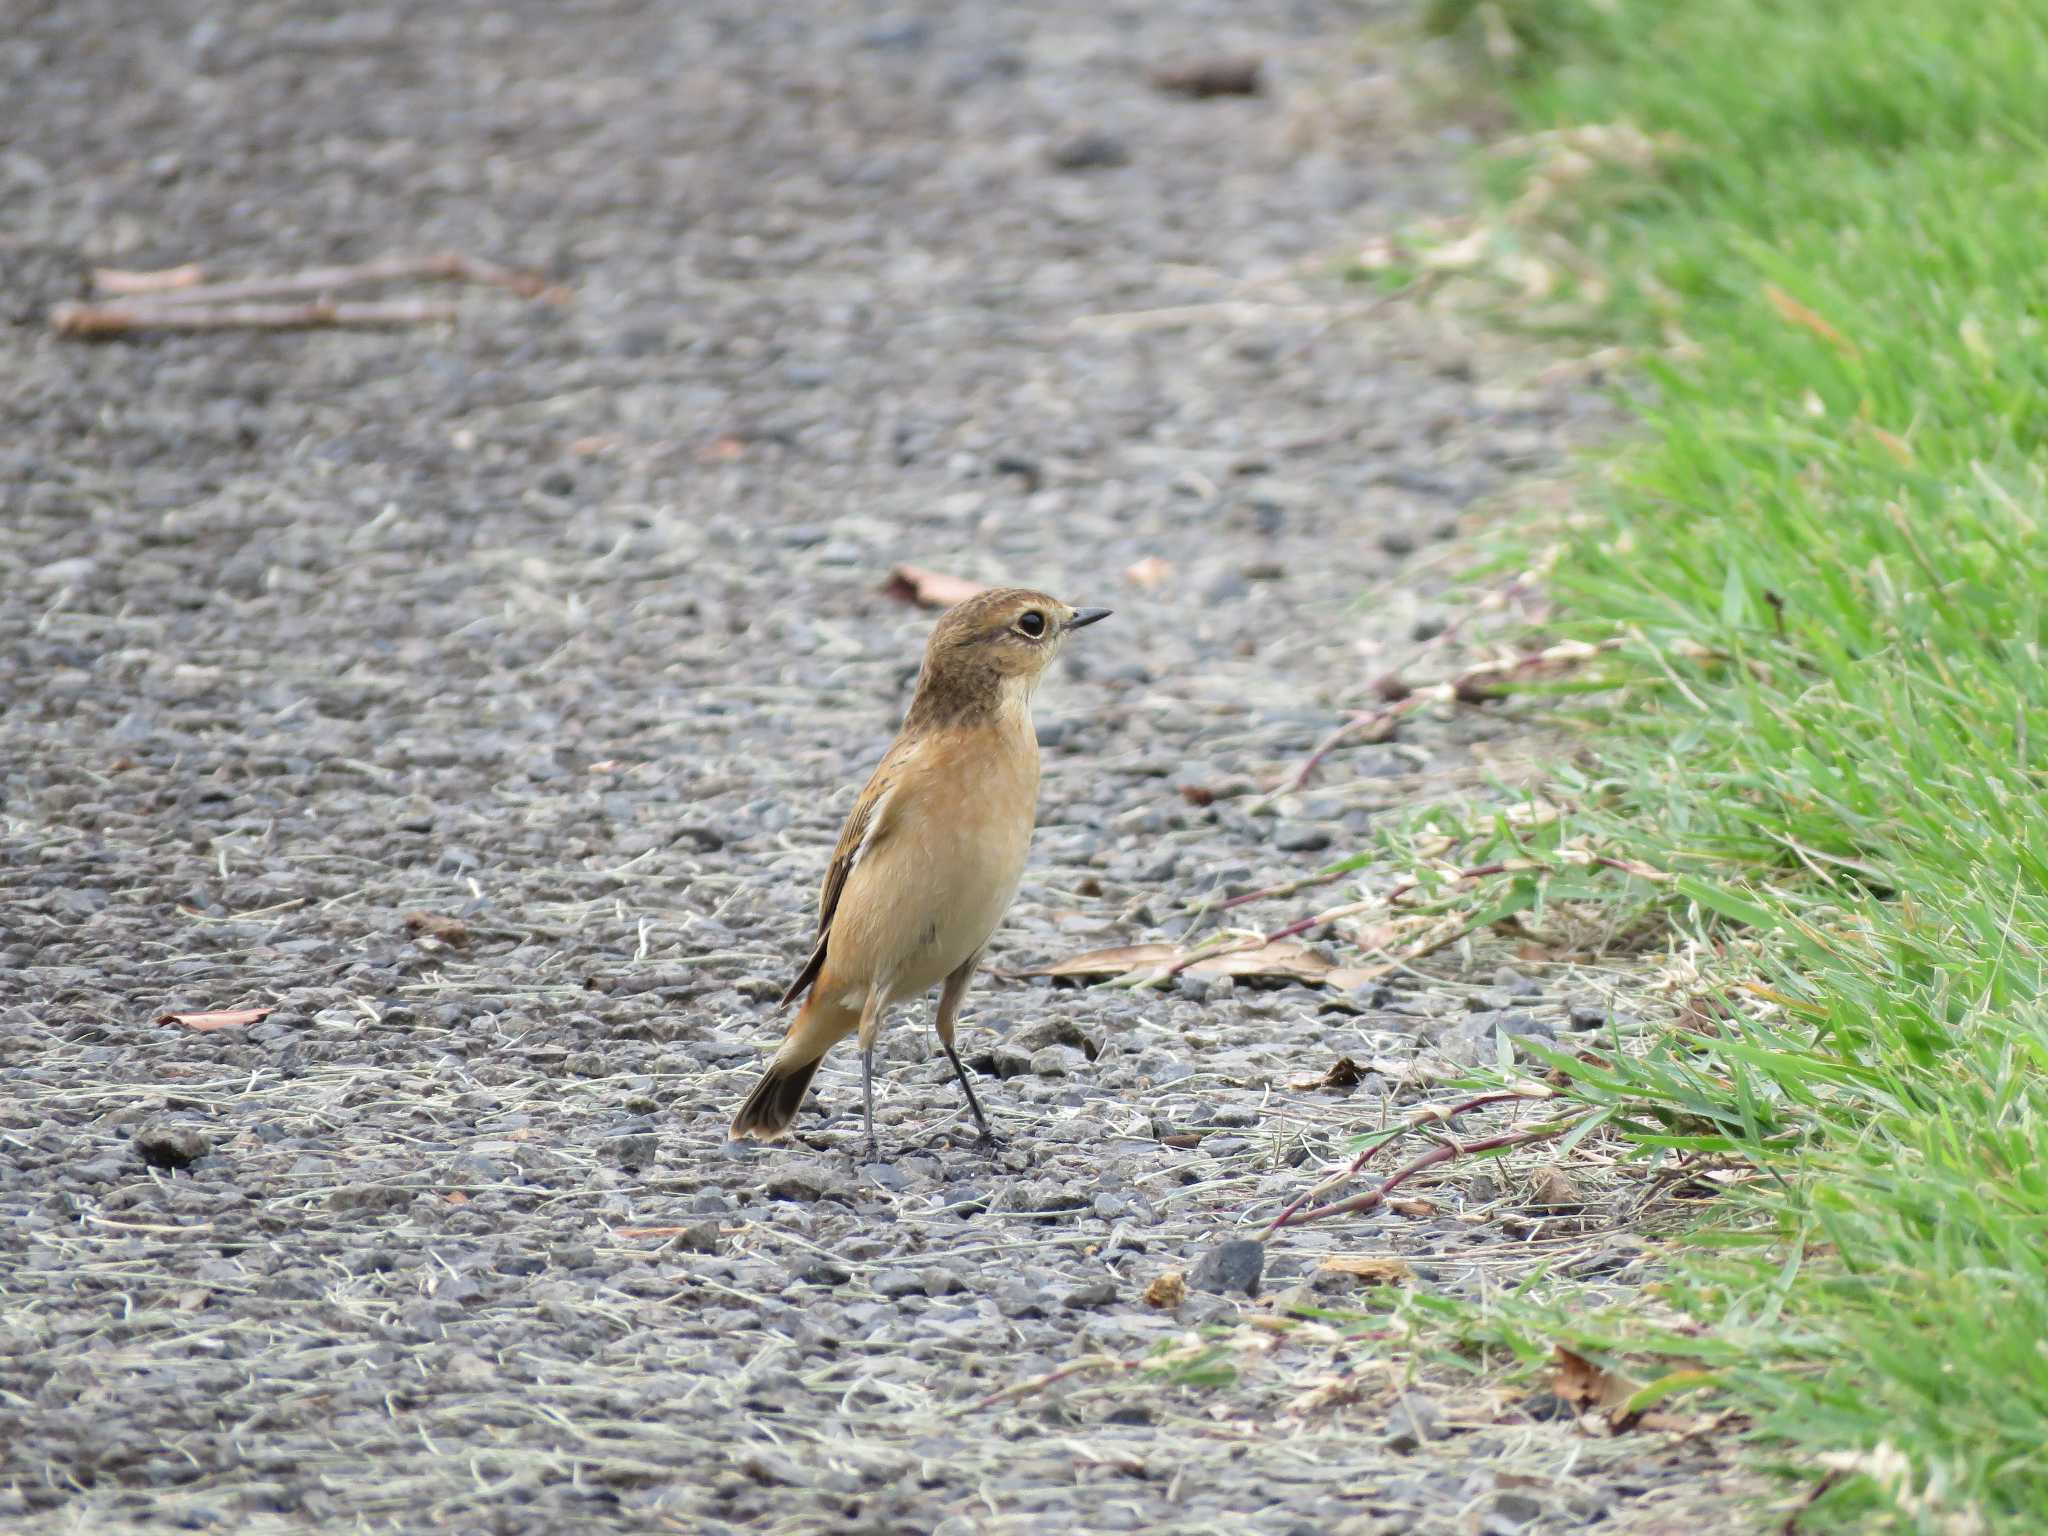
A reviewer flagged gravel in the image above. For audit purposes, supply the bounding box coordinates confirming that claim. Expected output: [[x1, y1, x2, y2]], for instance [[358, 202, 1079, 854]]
[[0, 0, 1760, 1532]]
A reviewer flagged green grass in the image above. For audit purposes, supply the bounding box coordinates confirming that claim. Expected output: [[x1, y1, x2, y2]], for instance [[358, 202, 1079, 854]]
[[1410, 0, 2048, 1527]]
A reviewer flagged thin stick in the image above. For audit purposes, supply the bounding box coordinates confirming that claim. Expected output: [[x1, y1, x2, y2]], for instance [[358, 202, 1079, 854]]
[[974, 1353, 1135, 1409], [1262, 1087, 1552, 1235], [1274, 638, 1623, 796], [91, 263, 207, 296], [103, 251, 568, 306], [51, 300, 459, 337], [1215, 866, 1352, 912], [1268, 1122, 1572, 1232]]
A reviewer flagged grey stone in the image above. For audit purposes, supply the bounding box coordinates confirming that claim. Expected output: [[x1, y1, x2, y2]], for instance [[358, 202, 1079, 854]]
[[1383, 1394, 1445, 1452], [1061, 1277, 1116, 1309], [1273, 824, 1334, 853], [1189, 1239, 1264, 1297], [1047, 130, 1128, 170], [132, 1123, 210, 1171], [1567, 994, 1610, 1029]]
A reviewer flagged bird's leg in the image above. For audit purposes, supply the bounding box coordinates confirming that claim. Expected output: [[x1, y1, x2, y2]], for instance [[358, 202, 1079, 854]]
[[938, 1033, 994, 1143], [857, 984, 888, 1164], [861, 1042, 879, 1164], [935, 949, 999, 1147]]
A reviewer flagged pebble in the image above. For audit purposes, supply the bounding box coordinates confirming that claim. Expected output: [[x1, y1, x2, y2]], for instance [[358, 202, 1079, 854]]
[[1047, 130, 1129, 170], [1273, 824, 1334, 853], [132, 1123, 211, 1171], [1189, 1239, 1265, 1298], [1383, 1395, 1447, 1452]]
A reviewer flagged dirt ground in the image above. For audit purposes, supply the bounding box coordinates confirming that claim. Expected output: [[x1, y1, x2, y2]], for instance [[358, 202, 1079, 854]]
[[2, 2, 1762, 1532]]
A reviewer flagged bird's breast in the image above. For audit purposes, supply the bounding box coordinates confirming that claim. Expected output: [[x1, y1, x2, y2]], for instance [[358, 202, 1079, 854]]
[[831, 720, 1040, 1001]]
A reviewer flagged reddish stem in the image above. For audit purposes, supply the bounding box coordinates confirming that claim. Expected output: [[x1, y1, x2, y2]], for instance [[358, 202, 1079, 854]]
[[1261, 1089, 1538, 1236], [1270, 1124, 1568, 1229]]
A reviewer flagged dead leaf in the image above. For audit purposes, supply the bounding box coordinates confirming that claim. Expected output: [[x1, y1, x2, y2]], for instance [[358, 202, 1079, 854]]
[[1763, 284, 1858, 356], [697, 433, 747, 463], [1290, 1056, 1364, 1091], [1019, 939, 1332, 986], [1324, 964, 1394, 991], [93, 263, 206, 295], [404, 911, 470, 947], [567, 434, 620, 457], [1315, 1255, 1415, 1286], [1676, 993, 1728, 1038], [1320, 1056, 1362, 1089], [1388, 1198, 1435, 1217], [1552, 1345, 1645, 1429], [1124, 555, 1173, 589], [1867, 425, 1913, 466], [1144, 1271, 1187, 1309], [1149, 55, 1263, 97], [1527, 1165, 1584, 1210], [443, 1191, 470, 1206], [1288, 1375, 1366, 1416], [158, 1006, 273, 1032], [1179, 784, 1217, 807], [881, 564, 990, 609]]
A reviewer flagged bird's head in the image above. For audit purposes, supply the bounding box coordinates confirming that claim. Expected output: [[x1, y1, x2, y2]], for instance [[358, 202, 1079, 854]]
[[909, 587, 1111, 725]]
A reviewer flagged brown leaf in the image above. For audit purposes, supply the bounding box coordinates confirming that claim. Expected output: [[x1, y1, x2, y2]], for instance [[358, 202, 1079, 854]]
[[1323, 963, 1394, 991], [1552, 1345, 1645, 1428], [1016, 939, 1333, 986], [158, 1006, 273, 1032], [93, 263, 206, 295], [1388, 1198, 1435, 1217], [1320, 1055, 1363, 1089], [1676, 994, 1727, 1038], [1124, 555, 1173, 589], [1291, 1055, 1365, 1091], [1527, 1164, 1584, 1211], [1179, 784, 1217, 807], [1315, 1255, 1414, 1286], [696, 433, 747, 463], [881, 564, 991, 609], [404, 910, 471, 947], [1143, 1271, 1187, 1309], [1149, 55, 1263, 97], [1763, 284, 1858, 356], [443, 1191, 470, 1206]]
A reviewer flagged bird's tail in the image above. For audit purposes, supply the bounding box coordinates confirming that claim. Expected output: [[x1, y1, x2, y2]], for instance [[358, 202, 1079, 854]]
[[729, 1054, 823, 1140]]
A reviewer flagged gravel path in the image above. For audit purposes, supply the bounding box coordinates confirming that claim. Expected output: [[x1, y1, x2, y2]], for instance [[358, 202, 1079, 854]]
[[2, 2, 1754, 1532]]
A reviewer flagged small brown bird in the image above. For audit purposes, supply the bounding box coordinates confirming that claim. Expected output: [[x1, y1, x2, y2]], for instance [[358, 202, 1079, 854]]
[[730, 588, 1110, 1159]]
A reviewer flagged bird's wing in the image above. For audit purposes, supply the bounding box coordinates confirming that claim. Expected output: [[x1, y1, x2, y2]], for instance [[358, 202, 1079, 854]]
[[777, 740, 914, 1008]]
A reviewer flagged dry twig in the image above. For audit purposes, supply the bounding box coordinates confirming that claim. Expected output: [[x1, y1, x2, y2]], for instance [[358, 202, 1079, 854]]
[[99, 250, 568, 307], [53, 249, 567, 337], [51, 299, 461, 337], [1268, 1119, 1572, 1233], [974, 1353, 1137, 1409], [1275, 638, 1622, 796], [1263, 1086, 1556, 1235]]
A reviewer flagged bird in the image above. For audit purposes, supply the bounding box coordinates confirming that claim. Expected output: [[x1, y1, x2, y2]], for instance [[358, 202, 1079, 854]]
[[729, 587, 1110, 1160]]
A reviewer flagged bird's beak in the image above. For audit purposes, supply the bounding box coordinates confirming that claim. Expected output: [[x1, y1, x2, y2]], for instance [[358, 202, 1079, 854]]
[[1066, 608, 1112, 631]]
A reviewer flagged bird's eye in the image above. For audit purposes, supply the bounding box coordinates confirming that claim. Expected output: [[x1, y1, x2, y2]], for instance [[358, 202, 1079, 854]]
[[1016, 610, 1047, 639]]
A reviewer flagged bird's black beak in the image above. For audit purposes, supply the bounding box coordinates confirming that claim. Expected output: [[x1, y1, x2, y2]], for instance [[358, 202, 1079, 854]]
[[1067, 608, 1112, 631]]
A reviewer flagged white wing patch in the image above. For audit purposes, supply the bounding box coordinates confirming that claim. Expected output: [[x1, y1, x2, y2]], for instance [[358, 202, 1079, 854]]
[[850, 781, 894, 875]]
